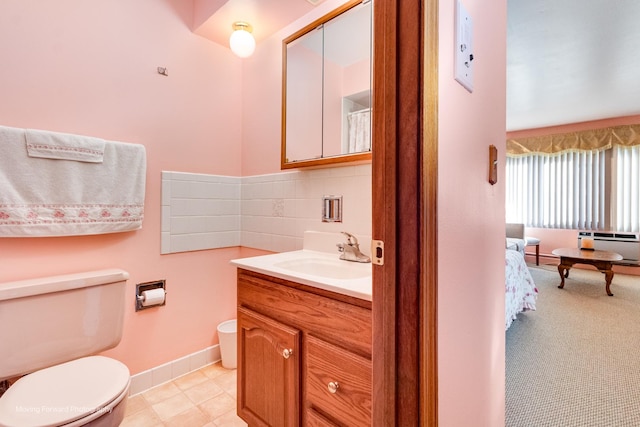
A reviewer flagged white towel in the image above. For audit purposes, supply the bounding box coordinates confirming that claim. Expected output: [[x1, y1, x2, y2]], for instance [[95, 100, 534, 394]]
[[0, 125, 146, 237], [347, 108, 371, 153], [25, 128, 105, 163]]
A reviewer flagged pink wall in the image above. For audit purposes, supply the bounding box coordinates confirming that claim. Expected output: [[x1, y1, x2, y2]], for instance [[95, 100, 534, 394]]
[[508, 114, 640, 277], [342, 59, 370, 97], [239, 33, 284, 176], [522, 227, 640, 276], [0, 1, 512, 422], [0, 0, 245, 375], [437, 0, 507, 425]]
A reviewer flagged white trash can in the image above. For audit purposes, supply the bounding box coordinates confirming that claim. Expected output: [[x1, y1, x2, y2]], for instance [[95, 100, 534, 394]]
[[217, 319, 237, 369]]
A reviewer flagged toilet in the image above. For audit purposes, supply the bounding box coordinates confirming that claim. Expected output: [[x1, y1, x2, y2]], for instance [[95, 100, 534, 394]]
[[0, 269, 131, 427]]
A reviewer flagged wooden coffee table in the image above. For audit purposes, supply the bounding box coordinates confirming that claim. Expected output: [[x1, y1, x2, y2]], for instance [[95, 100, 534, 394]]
[[552, 248, 623, 296]]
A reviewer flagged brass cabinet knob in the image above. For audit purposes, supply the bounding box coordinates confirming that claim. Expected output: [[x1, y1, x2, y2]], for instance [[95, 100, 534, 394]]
[[327, 381, 339, 394], [282, 348, 293, 359]]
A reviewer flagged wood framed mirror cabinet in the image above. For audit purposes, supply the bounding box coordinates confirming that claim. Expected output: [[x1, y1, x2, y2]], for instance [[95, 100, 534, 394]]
[[281, 0, 372, 169]]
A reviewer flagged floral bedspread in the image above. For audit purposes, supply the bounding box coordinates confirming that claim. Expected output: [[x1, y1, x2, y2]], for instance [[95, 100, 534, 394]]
[[505, 249, 538, 330]]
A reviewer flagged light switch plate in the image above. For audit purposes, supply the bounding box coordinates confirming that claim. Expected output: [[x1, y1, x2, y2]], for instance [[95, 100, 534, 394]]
[[454, 0, 474, 92], [488, 145, 498, 185]]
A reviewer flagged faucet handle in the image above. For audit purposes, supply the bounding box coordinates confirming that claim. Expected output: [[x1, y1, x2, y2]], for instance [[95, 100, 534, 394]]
[[341, 231, 358, 245]]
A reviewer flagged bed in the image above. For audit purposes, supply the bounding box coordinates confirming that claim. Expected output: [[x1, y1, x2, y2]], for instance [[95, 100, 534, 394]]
[[505, 249, 538, 330]]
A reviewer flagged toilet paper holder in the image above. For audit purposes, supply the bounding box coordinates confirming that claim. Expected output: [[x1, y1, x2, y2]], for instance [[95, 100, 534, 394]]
[[135, 280, 166, 311]]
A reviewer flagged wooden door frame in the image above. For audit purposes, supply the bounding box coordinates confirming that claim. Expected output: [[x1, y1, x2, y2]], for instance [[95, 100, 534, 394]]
[[372, 0, 438, 425]]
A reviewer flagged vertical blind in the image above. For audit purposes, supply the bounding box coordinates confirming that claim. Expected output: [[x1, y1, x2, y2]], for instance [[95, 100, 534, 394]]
[[505, 151, 606, 230], [613, 145, 640, 232]]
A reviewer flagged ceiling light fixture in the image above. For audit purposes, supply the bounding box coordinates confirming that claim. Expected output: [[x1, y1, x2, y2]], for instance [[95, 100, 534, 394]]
[[229, 22, 256, 58]]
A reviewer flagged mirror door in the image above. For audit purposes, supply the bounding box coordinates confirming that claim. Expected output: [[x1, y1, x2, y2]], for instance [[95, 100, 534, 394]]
[[282, 0, 372, 169]]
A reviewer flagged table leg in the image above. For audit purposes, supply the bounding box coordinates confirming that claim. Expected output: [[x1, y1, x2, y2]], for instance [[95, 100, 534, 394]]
[[590, 261, 616, 296], [557, 257, 575, 289], [603, 266, 615, 297], [557, 263, 567, 289]]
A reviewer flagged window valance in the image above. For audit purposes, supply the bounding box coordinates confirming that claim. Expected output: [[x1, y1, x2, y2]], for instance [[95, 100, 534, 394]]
[[506, 123, 640, 156]]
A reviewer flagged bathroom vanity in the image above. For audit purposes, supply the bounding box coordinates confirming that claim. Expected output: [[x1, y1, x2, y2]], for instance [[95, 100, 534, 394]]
[[232, 245, 372, 426]]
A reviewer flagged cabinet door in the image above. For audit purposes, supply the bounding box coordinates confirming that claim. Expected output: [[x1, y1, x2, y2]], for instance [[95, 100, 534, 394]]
[[238, 307, 301, 427]]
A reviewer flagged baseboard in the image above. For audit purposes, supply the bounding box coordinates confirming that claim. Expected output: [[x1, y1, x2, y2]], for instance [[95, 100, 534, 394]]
[[128, 344, 221, 396], [526, 252, 556, 262]]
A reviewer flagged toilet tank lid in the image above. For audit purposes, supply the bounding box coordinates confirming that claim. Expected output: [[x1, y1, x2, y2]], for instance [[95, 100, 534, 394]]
[[0, 356, 130, 427], [0, 269, 129, 302]]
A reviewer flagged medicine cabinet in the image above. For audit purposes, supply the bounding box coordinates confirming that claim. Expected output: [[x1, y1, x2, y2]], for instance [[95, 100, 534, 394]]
[[282, 0, 372, 169]]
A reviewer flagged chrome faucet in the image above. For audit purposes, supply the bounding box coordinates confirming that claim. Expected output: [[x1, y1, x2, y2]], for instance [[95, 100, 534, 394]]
[[336, 231, 371, 263]]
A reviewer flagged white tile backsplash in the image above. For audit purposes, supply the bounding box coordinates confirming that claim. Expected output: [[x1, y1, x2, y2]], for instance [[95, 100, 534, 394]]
[[161, 173, 242, 254], [239, 164, 372, 252], [161, 164, 371, 254]]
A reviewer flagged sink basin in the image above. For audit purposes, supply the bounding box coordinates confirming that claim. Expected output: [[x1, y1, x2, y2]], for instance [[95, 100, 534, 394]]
[[274, 258, 371, 280], [230, 248, 372, 301]]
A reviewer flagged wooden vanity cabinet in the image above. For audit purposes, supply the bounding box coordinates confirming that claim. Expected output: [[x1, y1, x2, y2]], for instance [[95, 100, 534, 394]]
[[237, 269, 372, 426]]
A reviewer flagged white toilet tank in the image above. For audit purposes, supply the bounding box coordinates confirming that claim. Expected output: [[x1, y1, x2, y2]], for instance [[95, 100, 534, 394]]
[[0, 269, 129, 381]]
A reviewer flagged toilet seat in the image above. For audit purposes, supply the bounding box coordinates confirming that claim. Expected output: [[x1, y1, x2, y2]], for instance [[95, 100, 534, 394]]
[[0, 356, 130, 427]]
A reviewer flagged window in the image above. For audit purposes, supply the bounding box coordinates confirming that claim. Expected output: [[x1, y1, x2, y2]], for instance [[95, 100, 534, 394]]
[[506, 151, 606, 230], [506, 124, 640, 233]]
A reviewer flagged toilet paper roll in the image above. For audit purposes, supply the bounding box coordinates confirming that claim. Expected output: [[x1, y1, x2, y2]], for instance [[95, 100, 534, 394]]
[[141, 288, 165, 307]]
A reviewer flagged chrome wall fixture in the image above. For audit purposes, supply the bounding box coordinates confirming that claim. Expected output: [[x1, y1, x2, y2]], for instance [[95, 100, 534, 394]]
[[322, 195, 343, 222]]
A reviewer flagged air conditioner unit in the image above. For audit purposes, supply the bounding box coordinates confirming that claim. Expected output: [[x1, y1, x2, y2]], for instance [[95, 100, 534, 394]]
[[578, 231, 640, 262]]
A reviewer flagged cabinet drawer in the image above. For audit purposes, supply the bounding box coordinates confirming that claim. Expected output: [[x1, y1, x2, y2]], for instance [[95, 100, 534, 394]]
[[305, 408, 340, 426], [305, 336, 371, 427], [238, 270, 371, 358]]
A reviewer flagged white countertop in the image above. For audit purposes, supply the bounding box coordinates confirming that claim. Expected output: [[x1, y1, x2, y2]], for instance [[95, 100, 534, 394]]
[[231, 249, 372, 301]]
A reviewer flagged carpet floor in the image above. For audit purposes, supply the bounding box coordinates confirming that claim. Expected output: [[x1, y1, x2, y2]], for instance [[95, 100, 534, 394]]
[[506, 263, 640, 427]]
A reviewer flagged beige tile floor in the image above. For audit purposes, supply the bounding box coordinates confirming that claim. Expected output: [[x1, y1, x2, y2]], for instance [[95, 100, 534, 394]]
[[121, 362, 247, 427]]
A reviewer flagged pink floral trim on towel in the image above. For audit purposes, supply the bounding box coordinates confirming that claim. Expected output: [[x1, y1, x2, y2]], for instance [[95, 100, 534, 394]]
[[0, 204, 143, 226], [26, 143, 105, 156]]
